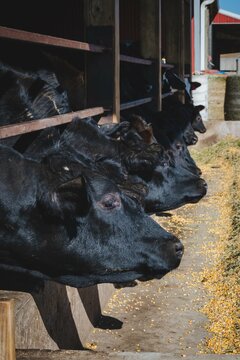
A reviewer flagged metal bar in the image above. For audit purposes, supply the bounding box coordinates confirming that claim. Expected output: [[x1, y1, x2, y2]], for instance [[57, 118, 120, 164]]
[[120, 97, 153, 111], [189, 0, 193, 78], [0, 26, 106, 53], [194, 0, 201, 72], [0, 107, 105, 139], [120, 55, 152, 65]]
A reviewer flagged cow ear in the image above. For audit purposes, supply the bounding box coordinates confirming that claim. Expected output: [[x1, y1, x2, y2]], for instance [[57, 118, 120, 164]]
[[25, 128, 60, 158], [119, 182, 148, 206], [57, 176, 90, 216], [130, 115, 156, 145], [124, 143, 162, 173], [194, 105, 205, 112], [190, 81, 201, 91]]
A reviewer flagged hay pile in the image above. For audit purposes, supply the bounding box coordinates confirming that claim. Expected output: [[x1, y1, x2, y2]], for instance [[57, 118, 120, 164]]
[[192, 137, 240, 354]]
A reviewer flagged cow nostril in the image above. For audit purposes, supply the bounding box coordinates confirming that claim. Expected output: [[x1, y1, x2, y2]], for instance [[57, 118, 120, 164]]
[[200, 179, 208, 189], [175, 242, 184, 258]]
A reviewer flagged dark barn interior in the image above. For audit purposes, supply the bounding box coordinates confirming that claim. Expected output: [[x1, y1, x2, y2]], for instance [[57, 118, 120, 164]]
[[212, 23, 240, 70]]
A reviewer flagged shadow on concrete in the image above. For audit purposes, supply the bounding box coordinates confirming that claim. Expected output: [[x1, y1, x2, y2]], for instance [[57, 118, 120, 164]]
[[78, 286, 123, 330], [33, 282, 84, 350]]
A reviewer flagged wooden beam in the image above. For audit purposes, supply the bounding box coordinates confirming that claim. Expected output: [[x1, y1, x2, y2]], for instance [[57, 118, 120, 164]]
[[120, 97, 153, 111], [0, 299, 16, 360], [120, 55, 152, 65], [162, 63, 175, 69], [0, 107, 105, 139], [0, 26, 106, 53]]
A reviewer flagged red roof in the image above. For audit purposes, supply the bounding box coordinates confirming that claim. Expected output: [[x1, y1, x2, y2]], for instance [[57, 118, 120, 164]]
[[213, 9, 240, 24]]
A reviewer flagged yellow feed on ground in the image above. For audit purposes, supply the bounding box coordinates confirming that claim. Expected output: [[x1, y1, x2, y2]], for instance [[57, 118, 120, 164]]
[[192, 138, 240, 354]]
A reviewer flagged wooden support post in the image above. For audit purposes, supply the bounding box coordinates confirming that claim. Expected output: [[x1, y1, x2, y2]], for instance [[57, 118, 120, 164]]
[[179, 0, 185, 80], [113, 0, 120, 123], [157, 0, 162, 111], [179, 0, 185, 103], [85, 0, 119, 123], [0, 299, 16, 360], [140, 0, 162, 111]]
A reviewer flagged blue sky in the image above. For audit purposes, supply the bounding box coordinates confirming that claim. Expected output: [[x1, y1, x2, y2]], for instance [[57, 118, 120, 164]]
[[219, 0, 240, 14]]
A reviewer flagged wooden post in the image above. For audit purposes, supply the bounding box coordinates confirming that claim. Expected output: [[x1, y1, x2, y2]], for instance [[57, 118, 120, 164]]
[[0, 299, 16, 360], [157, 0, 162, 111], [113, 0, 120, 123], [85, 0, 119, 122], [179, 0, 185, 103], [179, 0, 185, 80], [140, 0, 162, 111]]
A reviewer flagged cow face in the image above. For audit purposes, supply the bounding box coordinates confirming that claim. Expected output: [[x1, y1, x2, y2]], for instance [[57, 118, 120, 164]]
[[181, 122, 198, 146], [192, 105, 206, 133], [0, 146, 183, 288], [143, 154, 207, 213], [171, 140, 202, 176], [162, 70, 186, 95]]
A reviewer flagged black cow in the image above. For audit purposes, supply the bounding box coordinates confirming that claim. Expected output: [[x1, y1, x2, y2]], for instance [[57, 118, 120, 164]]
[[104, 118, 207, 213], [191, 105, 206, 134], [122, 106, 203, 176], [40, 52, 85, 111], [162, 94, 206, 136], [0, 145, 184, 287], [26, 117, 207, 214], [140, 115, 203, 177], [162, 70, 186, 96], [0, 61, 70, 149], [120, 63, 153, 103], [143, 155, 207, 213], [162, 70, 206, 134], [0, 62, 70, 123]]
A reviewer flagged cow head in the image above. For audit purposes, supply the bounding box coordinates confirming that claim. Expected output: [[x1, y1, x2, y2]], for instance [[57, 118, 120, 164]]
[[192, 105, 206, 133], [143, 150, 207, 213], [0, 145, 184, 287]]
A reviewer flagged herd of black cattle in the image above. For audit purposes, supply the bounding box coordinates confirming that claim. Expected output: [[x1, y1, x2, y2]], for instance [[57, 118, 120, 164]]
[[0, 53, 207, 292]]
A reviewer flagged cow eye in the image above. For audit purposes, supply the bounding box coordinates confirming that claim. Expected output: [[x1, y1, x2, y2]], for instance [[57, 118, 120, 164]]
[[176, 143, 182, 150], [98, 193, 121, 211]]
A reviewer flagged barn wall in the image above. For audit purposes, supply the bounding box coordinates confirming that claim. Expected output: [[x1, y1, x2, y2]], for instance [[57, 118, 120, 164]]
[[0, 0, 85, 41]]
